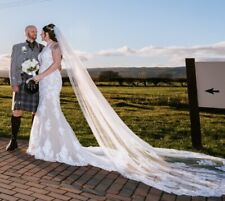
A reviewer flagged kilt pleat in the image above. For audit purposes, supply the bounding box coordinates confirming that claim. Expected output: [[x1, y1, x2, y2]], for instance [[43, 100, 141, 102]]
[[12, 73, 39, 112]]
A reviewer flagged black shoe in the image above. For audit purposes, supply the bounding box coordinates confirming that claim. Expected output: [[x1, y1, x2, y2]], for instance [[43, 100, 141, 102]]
[[6, 139, 18, 151]]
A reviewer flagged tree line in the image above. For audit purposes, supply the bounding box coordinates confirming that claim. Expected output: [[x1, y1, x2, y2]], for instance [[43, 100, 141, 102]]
[[0, 70, 187, 87]]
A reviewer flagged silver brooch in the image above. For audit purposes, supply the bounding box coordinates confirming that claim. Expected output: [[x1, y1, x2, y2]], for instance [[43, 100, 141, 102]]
[[21, 46, 27, 53]]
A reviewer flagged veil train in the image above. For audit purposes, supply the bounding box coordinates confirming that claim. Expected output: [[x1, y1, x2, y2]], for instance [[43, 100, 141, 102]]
[[54, 27, 225, 196]]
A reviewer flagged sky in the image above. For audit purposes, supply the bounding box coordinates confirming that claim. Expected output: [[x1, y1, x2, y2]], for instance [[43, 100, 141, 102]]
[[1, 0, 225, 69]]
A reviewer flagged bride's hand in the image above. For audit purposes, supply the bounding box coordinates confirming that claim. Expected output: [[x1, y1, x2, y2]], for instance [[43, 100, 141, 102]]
[[26, 77, 34, 84], [33, 75, 42, 82]]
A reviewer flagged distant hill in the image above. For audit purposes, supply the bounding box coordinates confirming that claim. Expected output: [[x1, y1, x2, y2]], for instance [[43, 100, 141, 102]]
[[88, 67, 186, 79], [0, 70, 9, 78], [1, 67, 186, 79]]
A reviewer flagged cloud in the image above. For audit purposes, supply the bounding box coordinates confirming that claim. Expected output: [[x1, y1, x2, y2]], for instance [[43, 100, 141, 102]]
[[95, 41, 225, 66], [73, 49, 93, 61], [0, 54, 10, 70], [2, 41, 225, 69], [97, 46, 137, 56]]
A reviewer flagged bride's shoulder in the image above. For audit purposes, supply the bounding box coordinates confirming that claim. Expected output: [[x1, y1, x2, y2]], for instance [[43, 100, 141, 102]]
[[50, 41, 60, 50], [50, 41, 59, 48], [49, 42, 61, 56]]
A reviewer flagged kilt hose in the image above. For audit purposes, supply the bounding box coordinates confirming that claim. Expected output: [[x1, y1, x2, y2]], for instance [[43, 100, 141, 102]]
[[12, 73, 39, 113]]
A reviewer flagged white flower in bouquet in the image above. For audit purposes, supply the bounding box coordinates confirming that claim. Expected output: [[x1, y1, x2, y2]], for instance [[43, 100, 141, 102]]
[[22, 58, 40, 76]]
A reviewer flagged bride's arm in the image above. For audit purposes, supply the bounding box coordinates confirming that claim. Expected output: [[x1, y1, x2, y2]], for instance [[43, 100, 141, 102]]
[[34, 43, 62, 82]]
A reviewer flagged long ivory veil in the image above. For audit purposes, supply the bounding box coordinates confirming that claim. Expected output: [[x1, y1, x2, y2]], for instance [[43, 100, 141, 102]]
[[54, 27, 225, 197]]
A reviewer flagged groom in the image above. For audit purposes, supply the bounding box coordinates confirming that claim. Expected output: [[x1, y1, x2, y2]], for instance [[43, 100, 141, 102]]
[[6, 25, 44, 151]]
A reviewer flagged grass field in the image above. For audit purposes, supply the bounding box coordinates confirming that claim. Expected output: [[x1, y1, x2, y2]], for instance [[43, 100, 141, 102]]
[[1, 85, 225, 158]]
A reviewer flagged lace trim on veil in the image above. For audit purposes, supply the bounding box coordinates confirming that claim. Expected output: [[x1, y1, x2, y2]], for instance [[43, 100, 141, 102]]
[[54, 26, 225, 197]]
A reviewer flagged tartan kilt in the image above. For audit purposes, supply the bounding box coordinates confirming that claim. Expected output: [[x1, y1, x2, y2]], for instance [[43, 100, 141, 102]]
[[12, 73, 39, 113]]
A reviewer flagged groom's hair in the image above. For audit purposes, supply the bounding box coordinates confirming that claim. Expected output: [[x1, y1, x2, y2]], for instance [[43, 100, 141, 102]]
[[25, 25, 37, 34]]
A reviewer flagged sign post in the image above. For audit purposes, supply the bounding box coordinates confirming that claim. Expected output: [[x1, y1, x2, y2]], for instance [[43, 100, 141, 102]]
[[185, 58, 202, 149]]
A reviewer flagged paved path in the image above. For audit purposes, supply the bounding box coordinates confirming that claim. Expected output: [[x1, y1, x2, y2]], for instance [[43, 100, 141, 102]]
[[0, 138, 224, 201]]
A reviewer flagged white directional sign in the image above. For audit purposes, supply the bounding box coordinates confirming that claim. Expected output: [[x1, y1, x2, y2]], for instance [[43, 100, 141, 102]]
[[195, 62, 225, 109]]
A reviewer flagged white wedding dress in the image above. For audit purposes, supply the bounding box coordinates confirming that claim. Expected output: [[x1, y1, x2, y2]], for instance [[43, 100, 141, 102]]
[[27, 27, 225, 197], [27, 44, 113, 171]]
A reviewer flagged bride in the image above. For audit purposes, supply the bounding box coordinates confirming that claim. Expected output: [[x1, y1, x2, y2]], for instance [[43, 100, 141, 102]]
[[27, 23, 225, 197]]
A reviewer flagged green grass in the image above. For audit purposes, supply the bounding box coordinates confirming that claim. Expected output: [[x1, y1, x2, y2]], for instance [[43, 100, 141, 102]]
[[1, 85, 225, 158]]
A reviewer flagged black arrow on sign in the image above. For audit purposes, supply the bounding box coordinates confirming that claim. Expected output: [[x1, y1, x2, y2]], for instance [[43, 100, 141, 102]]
[[205, 88, 220, 94]]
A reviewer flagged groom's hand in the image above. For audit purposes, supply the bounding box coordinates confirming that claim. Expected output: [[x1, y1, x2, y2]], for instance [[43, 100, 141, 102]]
[[12, 85, 19, 92]]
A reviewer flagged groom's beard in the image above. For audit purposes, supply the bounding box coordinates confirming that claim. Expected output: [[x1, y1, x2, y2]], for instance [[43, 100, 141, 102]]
[[27, 33, 37, 42]]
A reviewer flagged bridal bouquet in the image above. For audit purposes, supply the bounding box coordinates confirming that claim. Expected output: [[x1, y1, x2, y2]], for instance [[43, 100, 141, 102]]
[[21, 58, 39, 76], [21, 58, 39, 94]]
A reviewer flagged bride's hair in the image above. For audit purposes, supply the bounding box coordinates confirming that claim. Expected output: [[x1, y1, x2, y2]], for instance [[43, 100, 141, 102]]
[[43, 24, 57, 42]]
